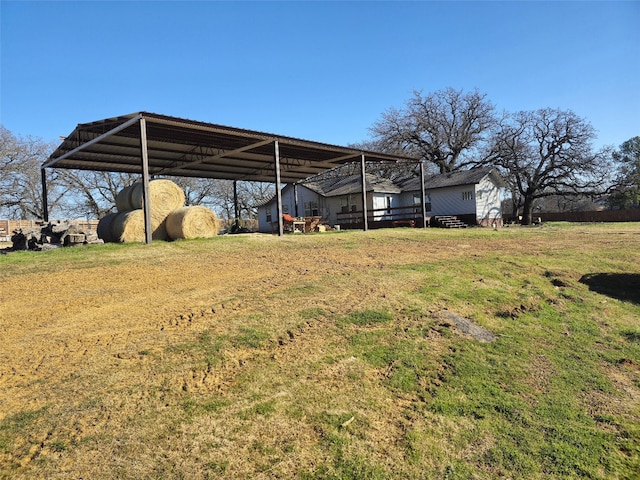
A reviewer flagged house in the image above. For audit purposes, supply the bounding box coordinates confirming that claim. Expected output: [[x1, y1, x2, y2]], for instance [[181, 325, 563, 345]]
[[396, 167, 506, 227], [256, 167, 505, 232], [256, 173, 401, 232]]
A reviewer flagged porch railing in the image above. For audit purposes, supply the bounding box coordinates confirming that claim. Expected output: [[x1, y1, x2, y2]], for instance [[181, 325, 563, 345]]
[[336, 205, 427, 226]]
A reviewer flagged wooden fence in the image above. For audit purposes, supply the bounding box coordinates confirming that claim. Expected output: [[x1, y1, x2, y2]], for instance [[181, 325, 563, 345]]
[[532, 209, 640, 223]]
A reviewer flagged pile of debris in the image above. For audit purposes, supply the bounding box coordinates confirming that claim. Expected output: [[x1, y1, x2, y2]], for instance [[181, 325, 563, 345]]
[[3, 220, 103, 253]]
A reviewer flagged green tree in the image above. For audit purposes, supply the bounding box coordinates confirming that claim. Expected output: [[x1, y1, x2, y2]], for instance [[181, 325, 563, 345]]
[[607, 136, 640, 209]]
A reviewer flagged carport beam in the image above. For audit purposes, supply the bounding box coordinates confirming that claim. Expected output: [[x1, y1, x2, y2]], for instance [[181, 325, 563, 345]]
[[43, 113, 142, 169], [140, 117, 153, 244]]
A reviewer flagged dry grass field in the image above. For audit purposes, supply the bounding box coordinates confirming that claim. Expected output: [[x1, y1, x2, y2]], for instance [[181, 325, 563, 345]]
[[1, 223, 639, 479]]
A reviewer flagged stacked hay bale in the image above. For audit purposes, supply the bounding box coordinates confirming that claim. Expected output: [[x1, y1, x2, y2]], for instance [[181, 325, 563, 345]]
[[97, 179, 220, 243], [97, 212, 118, 243], [166, 206, 220, 240]]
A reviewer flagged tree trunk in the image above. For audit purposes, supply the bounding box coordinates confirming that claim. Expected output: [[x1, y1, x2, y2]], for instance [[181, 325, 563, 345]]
[[521, 195, 534, 225], [510, 196, 519, 220], [511, 204, 518, 220]]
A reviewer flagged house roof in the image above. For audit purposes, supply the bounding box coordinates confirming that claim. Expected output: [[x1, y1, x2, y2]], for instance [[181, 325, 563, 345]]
[[303, 173, 401, 197], [43, 112, 419, 184], [396, 167, 505, 192], [256, 167, 505, 208], [256, 173, 401, 208]]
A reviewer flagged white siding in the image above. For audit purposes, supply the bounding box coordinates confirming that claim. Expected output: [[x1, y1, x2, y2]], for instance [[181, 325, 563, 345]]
[[372, 193, 394, 220], [257, 205, 272, 233], [257, 185, 327, 233], [257, 186, 297, 233], [281, 186, 295, 216], [475, 177, 502, 225], [325, 196, 344, 225], [430, 185, 476, 216], [328, 193, 365, 226], [257, 172, 504, 231], [398, 192, 415, 210]]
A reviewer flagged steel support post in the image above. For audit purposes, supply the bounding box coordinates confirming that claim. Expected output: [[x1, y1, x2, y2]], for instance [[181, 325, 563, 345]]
[[139, 117, 153, 244], [41, 168, 49, 222], [420, 161, 428, 228], [360, 154, 368, 231], [274, 140, 284, 236], [233, 180, 239, 230]]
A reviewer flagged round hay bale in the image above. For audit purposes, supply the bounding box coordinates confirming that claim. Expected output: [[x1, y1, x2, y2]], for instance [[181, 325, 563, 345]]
[[111, 211, 145, 243], [115, 185, 136, 212], [129, 179, 185, 218], [166, 206, 220, 240], [97, 212, 118, 243], [111, 210, 169, 243]]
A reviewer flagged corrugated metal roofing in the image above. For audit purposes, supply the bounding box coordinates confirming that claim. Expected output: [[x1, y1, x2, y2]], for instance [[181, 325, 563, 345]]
[[44, 112, 419, 184], [256, 168, 503, 208], [396, 167, 505, 191], [255, 173, 401, 208], [303, 173, 402, 197]]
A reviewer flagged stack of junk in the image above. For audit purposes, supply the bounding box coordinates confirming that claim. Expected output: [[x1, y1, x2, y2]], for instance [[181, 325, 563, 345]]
[[6, 220, 102, 252], [97, 179, 220, 243]]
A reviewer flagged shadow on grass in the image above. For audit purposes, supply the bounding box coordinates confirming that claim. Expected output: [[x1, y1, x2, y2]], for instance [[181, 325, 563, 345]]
[[579, 273, 640, 305]]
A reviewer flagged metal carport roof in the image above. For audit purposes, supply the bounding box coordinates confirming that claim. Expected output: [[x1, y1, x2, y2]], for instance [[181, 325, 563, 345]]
[[42, 112, 423, 240], [44, 112, 417, 183]]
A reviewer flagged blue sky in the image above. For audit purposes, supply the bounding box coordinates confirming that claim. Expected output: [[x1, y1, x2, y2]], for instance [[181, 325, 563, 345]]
[[1, 1, 638, 151]]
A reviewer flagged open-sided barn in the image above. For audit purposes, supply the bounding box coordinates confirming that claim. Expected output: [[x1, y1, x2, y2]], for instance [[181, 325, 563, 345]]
[[42, 112, 420, 240]]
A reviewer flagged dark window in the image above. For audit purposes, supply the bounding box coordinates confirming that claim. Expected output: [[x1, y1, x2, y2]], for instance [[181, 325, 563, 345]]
[[305, 201, 319, 217]]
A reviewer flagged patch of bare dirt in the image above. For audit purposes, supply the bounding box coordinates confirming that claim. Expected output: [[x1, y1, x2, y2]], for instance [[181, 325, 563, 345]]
[[436, 310, 498, 342]]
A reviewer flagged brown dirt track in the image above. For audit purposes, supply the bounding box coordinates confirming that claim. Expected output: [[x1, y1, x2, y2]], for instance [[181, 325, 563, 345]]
[[1, 226, 639, 478]]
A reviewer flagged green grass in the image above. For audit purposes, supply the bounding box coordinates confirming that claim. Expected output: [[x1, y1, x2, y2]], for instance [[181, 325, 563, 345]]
[[382, 228, 639, 478], [340, 309, 394, 326], [1, 223, 639, 479], [0, 409, 47, 454]]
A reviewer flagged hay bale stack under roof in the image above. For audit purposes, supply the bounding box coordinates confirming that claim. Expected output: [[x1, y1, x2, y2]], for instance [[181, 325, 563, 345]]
[[166, 206, 220, 240], [115, 185, 136, 212], [111, 210, 168, 243], [129, 179, 185, 218], [105, 179, 187, 243], [97, 212, 118, 243]]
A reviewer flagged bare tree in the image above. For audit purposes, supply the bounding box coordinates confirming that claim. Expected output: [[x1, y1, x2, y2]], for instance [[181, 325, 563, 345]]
[[369, 87, 496, 174], [206, 180, 274, 223], [347, 140, 426, 180], [58, 170, 138, 218], [169, 176, 221, 207], [0, 126, 65, 219], [484, 109, 613, 225], [502, 178, 524, 221]]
